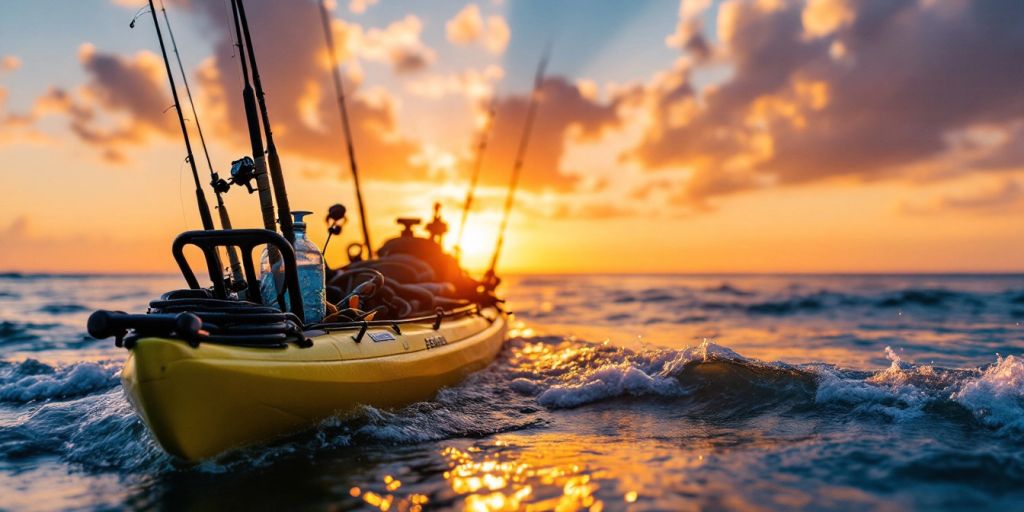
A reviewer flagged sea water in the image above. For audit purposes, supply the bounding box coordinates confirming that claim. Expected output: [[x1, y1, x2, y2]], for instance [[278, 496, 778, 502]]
[[2, 273, 1024, 510]]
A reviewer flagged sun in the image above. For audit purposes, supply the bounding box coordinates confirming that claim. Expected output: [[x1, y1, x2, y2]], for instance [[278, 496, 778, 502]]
[[447, 220, 498, 276]]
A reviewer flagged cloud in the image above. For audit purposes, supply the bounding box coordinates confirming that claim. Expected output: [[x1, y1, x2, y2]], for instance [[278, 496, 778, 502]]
[[901, 177, 1024, 215], [476, 77, 622, 192], [60, 44, 178, 162], [553, 202, 637, 220], [405, 65, 504, 100], [447, 4, 484, 45], [0, 55, 51, 147], [445, 4, 510, 54], [627, 0, 1024, 206], [4, 45, 174, 160], [359, 15, 436, 73], [484, 16, 510, 54], [665, 0, 713, 61], [348, 0, 378, 14], [185, 0, 429, 181], [29, 1, 437, 173], [1, 55, 21, 73]]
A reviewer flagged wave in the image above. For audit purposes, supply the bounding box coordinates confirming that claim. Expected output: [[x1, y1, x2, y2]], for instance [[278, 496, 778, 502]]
[[875, 288, 984, 308], [549, 283, 1017, 325], [2, 334, 1023, 475], [499, 338, 1024, 436], [0, 388, 168, 472], [0, 321, 45, 343], [38, 303, 92, 314], [953, 355, 1024, 431], [704, 283, 755, 296], [153, 339, 1024, 469], [744, 297, 826, 315], [0, 359, 121, 403]]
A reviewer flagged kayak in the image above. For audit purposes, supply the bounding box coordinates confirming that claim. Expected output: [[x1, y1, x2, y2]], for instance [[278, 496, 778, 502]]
[[121, 306, 507, 462]]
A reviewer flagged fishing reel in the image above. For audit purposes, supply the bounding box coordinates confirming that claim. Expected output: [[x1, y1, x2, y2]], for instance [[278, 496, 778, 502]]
[[211, 172, 231, 195], [227, 156, 258, 193], [326, 204, 348, 236], [322, 203, 348, 255]]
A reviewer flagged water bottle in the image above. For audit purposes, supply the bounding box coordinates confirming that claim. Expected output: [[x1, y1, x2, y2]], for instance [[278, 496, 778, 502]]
[[260, 211, 326, 324]]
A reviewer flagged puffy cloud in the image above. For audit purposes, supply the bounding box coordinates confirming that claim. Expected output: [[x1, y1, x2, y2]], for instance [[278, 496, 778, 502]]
[[665, 0, 713, 60], [628, 0, 1024, 206], [186, 0, 429, 181], [1, 55, 21, 73], [484, 16, 510, 54], [446, 4, 484, 45], [405, 65, 504, 100], [358, 15, 436, 73], [445, 4, 510, 54], [476, 77, 622, 192], [30, 1, 434, 173], [75, 44, 176, 135], [348, 0, 378, 14], [20, 45, 176, 162], [801, 0, 854, 37]]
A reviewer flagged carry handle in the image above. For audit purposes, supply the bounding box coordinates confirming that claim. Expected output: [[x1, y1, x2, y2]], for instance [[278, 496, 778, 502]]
[[171, 229, 305, 323]]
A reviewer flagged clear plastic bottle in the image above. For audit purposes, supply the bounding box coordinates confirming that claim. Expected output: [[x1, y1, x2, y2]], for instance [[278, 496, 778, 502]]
[[260, 211, 325, 324]]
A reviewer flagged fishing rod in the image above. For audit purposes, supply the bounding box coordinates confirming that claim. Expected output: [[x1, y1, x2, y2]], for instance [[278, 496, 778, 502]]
[[453, 95, 498, 260], [139, 0, 224, 284], [235, 0, 295, 243], [158, 0, 244, 285], [316, 0, 374, 259], [229, 0, 277, 233], [143, 0, 215, 232], [484, 50, 550, 286]]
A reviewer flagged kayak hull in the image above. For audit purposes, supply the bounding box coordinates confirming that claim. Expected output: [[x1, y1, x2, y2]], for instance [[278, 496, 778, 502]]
[[121, 308, 507, 462]]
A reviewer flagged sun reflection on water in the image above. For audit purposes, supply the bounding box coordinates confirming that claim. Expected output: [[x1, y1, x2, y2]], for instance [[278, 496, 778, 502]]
[[442, 443, 604, 511], [348, 476, 428, 511]]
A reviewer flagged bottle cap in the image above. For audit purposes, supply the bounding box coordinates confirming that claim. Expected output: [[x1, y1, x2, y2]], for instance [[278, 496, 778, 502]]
[[291, 211, 313, 230]]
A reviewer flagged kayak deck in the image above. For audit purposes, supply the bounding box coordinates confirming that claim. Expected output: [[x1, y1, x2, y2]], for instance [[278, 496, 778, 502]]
[[122, 307, 507, 462]]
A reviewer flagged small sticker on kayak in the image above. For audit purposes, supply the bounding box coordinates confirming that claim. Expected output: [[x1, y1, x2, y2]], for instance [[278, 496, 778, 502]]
[[425, 335, 448, 349], [369, 332, 396, 342]]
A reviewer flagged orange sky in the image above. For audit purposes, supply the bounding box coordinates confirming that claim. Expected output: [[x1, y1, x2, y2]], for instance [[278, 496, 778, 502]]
[[1, 0, 1023, 275]]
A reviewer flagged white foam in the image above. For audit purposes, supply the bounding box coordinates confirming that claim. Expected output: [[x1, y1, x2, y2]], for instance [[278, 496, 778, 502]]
[[537, 363, 683, 408], [533, 339, 745, 409], [954, 355, 1024, 432], [0, 360, 119, 403]]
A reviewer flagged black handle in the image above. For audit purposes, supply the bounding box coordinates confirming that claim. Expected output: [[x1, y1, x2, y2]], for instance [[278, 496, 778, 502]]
[[88, 310, 202, 340], [171, 229, 305, 323]]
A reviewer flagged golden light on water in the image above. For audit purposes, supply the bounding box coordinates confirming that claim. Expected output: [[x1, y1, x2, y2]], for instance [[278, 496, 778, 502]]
[[347, 477, 426, 511], [441, 444, 604, 511], [506, 319, 535, 339]]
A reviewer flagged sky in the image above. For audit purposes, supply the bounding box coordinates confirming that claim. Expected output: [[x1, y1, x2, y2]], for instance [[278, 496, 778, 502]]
[[1, 0, 1023, 274]]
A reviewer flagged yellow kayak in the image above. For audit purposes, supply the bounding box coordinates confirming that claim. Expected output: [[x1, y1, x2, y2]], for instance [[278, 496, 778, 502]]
[[121, 307, 507, 462]]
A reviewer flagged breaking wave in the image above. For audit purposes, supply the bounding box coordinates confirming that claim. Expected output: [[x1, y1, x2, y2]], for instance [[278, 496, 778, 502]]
[[0, 359, 120, 403], [209, 337, 1024, 469]]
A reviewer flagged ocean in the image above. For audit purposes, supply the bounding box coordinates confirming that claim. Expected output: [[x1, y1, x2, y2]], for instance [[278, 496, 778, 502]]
[[2, 273, 1024, 510]]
